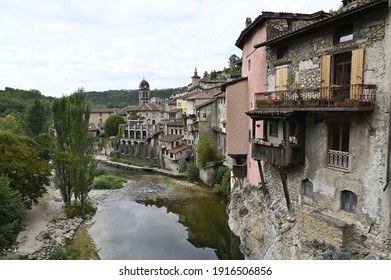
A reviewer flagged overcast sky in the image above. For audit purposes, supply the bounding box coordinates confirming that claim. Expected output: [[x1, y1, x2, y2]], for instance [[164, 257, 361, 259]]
[[0, 0, 342, 97]]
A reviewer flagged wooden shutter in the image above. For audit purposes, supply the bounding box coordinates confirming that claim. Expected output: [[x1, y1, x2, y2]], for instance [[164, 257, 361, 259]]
[[350, 48, 364, 99], [275, 64, 289, 91], [320, 55, 331, 99]]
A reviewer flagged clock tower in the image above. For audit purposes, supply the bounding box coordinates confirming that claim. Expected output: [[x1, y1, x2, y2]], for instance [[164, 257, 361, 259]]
[[139, 78, 150, 105]]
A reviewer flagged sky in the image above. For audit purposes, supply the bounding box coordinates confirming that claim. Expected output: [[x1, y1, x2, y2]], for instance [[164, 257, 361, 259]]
[[0, 0, 342, 97]]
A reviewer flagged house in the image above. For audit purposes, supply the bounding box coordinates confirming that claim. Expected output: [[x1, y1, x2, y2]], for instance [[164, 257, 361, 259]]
[[230, 0, 391, 259], [225, 10, 331, 185], [89, 108, 123, 136]]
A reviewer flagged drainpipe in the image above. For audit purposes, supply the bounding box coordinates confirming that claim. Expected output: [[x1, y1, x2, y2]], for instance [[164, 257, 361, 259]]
[[383, 109, 391, 192]]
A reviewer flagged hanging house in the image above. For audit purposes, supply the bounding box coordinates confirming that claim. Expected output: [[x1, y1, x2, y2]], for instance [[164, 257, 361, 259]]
[[245, 0, 391, 247]]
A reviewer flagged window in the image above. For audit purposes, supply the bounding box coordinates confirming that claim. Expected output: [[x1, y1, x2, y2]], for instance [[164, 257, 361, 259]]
[[341, 190, 357, 212], [302, 179, 313, 197], [328, 122, 350, 169], [335, 24, 353, 44], [277, 45, 289, 59], [269, 120, 279, 137], [333, 52, 352, 100]]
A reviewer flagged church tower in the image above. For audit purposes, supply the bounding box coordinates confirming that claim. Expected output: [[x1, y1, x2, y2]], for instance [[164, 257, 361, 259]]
[[139, 78, 150, 105]]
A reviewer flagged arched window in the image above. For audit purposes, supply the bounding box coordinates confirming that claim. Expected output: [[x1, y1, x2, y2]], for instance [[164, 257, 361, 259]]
[[302, 179, 313, 197], [341, 190, 357, 212]]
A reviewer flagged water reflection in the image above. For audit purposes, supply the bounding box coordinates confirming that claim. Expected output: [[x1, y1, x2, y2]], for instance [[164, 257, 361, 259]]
[[89, 186, 243, 260]]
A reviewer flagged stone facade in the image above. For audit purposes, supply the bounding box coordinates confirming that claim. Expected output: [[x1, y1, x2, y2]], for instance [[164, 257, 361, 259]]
[[229, 1, 391, 259]]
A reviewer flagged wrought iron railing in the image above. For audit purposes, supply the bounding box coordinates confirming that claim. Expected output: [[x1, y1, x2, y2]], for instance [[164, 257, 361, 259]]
[[327, 149, 349, 170], [255, 84, 376, 109]]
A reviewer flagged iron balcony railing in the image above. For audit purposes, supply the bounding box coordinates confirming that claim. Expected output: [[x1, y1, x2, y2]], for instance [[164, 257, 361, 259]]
[[255, 84, 376, 110], [327, 149, 349, 170]]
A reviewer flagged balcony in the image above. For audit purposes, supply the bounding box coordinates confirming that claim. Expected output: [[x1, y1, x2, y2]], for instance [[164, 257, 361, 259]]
[[254, 84, 376, 112], [327, 149, 349, 170], [252, 140, 304, 167]]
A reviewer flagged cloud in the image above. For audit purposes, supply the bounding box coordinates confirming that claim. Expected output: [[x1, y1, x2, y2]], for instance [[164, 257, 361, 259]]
[[0, 0, 342, 97]]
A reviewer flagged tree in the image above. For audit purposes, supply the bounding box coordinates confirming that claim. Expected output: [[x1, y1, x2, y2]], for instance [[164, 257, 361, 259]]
[[0, 131, 50, 206], [51, 89, 96, 215], [27, 99, 47, 136], [0, 176, 27, 251], [0, 114, 25, 135], [196, 135, 220, 168], [228, 54, 240, 68], [104, 114, 126, 137]]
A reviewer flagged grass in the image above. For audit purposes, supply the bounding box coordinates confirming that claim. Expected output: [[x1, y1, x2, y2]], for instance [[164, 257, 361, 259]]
[[110, 157, 159, 168], [92, 175, 127, 190]]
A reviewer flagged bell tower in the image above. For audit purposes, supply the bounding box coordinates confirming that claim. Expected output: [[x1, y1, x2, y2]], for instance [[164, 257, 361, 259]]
[[139, 78, 150, 105]]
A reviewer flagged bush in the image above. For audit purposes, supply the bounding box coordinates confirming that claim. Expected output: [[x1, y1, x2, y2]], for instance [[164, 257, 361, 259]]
[[186, 163, 199, 181], [212, 167, 231, 197], [47, 244, 73, 260], [65, 200, 96, 219], [0, 176, 27, 251], [92, 175, 126, 189]]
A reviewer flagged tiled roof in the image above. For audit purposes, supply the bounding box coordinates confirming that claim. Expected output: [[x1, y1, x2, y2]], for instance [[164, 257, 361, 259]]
[[91, 108, 116, 113], [160, 134, 182, 142], [167, 119, 184, 126], [254, 0, 386, 48], [169, 144, 192, 154]]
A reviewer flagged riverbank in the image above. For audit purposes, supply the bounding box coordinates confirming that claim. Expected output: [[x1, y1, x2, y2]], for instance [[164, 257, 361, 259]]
[[1, 157, 205, 260], [95, 155, 187, 178]]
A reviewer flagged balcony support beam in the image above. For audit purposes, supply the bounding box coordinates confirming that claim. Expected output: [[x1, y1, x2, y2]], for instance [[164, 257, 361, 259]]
[[257, 160, 266, 189], [279, 168, 292, 214]]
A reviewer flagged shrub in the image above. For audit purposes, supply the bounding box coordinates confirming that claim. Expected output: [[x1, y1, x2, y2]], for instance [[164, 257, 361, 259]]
[[65, 200, 96, 219], [0, 176, 27, 251], [47, 244, 73, 260], [212, 167, 231, 197], [186, 163, 199, 181], [92, 175, 126, 190]]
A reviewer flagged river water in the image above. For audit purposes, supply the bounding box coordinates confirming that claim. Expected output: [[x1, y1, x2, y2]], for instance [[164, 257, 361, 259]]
[[87, 164, 244, 260]]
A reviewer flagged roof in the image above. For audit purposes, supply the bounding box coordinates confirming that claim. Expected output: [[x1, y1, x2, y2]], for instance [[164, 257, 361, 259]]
[[236, 11, 331, 49], [139, 78, 150, 89], [126, 102, 160, 112], [169, 144, 192, 154], [167, 119, 184, 126], [186, 92, 214, 101], [91, 108, 116, 113], [220, 77, 248, 91], [195, 99, 215, 109], [255, 0, 387, 49], [160, 134, 183, 142]]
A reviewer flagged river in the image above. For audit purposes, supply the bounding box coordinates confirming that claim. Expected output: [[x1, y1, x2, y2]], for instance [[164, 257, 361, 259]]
[[84, 164, 244, 260]]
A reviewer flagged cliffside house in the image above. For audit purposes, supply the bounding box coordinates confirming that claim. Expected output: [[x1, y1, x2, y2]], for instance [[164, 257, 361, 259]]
[[225, 10, 331, 186], [246, 0, 391, 246]]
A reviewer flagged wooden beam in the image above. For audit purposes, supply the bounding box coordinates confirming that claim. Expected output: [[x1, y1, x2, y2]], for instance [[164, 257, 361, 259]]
[[279, 168, 292, 213]]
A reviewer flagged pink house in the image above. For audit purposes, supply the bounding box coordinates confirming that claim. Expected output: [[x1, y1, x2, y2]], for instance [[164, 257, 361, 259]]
[[226, 12, 330, 186]]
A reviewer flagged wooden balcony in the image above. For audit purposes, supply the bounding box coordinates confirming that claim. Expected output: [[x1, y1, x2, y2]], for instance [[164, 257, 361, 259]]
[[252, 140, 304, 167], [254, 84, 376, 112]]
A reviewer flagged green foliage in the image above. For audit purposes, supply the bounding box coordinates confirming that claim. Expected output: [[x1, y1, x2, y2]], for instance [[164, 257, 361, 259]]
[[104, 114, 125, 137], [186, 163, 199, 181], [0, 87, 53, 118], [84, 87, 186, 108], [47, 244, 73, 260], [92, 175, 126, 189], [196, 135, 220, 168], [0, 131, 50, 207], [111, 157, 158, 167], [26, 99, 48, 136], [0, 114, 25, 135], [0, 176, 27, 251], [65, 200, 96, 219], [228, 54, 240, 68], [212, 167, 231, 197], [51, 89, 96, 212]]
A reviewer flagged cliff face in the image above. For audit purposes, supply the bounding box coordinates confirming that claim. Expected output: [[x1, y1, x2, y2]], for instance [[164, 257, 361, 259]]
[[228, 177, 391, 260]]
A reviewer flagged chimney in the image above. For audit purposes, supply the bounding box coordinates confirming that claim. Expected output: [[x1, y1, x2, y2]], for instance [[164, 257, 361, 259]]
[[342, 0, 363, 11], [245, 17, 252, 28]]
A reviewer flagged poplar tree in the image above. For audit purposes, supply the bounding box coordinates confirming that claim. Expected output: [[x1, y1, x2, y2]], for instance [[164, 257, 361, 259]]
[[51, 89, 96, 215]]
